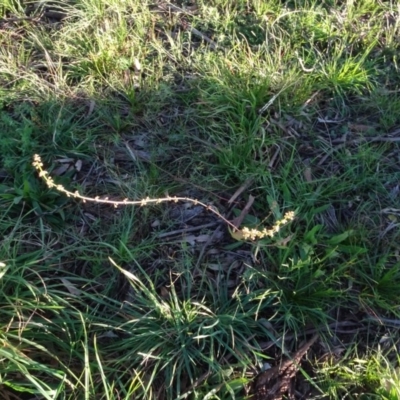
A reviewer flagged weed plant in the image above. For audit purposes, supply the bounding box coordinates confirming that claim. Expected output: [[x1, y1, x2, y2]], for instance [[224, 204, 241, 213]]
[[1, 0, 400, 399]]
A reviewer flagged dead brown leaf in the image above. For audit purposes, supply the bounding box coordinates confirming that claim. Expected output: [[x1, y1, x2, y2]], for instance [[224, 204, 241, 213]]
[[254, 334, 318, 400]]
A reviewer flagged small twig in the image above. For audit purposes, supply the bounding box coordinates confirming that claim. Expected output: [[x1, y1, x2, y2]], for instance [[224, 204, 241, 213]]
[[364, 315, 400, 328], [259, 84, 294, 114], [231, 195, 255, 229], [379, 221, 400, 239], [160, 2, 223, 50], [0, 16, 41, 23], [331, 134, 400, 145], [188, 26, 221, 50], [381, 207, 400, 215], [295, 50, 316, 72], [268, 145, 281, 169], [301, 90, 320, 110], [228, 178, 254, 205]]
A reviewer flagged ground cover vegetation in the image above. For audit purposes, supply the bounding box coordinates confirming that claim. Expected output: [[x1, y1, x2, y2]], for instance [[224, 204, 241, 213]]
[[1, 0, 400, 398]]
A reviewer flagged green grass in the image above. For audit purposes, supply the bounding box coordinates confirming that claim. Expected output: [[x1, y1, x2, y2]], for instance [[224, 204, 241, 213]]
[[1, 0, 400, 398]]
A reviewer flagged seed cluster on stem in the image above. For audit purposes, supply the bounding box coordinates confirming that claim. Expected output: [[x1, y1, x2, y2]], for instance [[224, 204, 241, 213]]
[[32, 154, 295, 240]]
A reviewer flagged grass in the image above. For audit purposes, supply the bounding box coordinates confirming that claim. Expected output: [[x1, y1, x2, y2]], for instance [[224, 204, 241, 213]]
[[1, 0, 400, 398]]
